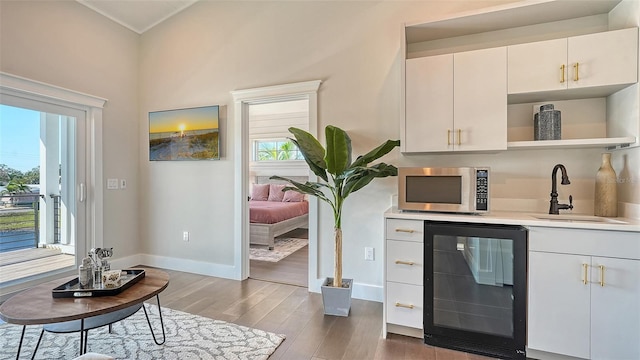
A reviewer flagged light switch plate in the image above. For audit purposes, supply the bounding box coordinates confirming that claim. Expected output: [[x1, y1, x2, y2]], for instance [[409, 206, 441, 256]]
[[365, 247, 374, 261], [107, 178, 118, 190]]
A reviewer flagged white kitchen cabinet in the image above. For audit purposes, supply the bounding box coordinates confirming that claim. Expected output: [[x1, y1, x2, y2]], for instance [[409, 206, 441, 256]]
[[405, 54, 453, 152], [528, 251, 592, 358], [508, 38, 568, 94], [404, 1, 640, 151], [508, 28, 638, 95], [589, 256, 640, 360], [568, 28, 638, 90], [404, 47, 507, 152], [384, 218, 424, 338], [528, 227, 640, 360]]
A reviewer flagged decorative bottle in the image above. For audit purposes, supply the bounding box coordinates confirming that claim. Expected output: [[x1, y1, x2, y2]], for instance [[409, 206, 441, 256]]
[[594, 153, 617, 217]]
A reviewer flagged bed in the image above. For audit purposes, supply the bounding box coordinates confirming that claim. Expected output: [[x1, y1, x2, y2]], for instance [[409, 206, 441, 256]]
[[249, 176, 309, 250]]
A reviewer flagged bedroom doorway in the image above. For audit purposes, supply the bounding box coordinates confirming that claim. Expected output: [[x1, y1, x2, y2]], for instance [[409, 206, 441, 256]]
[[248, 99, 310, 287], [231, 80, 321, 289]]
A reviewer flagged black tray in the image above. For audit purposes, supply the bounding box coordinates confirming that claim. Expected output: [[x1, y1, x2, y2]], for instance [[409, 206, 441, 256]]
[[52, 269, 145, 298]]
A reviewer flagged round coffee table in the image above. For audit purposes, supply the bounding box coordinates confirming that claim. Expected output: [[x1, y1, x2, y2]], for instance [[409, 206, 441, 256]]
[[0, 267, 169, 359]]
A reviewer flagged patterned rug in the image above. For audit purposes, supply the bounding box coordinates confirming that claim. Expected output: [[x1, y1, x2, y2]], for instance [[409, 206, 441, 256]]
[[250, 237, 308, 262], [0, 304, 285, 360]]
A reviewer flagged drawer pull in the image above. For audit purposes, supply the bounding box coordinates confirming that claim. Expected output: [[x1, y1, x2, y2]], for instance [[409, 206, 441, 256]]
[[395, 228, 415, 234], [395, 260, 415, 266], [395, 302, 414, 309]]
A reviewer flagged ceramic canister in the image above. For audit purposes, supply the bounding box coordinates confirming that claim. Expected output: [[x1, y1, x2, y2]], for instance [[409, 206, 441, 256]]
[[534, 104, 561, 140]]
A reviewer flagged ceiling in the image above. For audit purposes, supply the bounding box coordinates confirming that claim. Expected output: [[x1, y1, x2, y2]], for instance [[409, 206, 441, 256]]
[[76, 0, 199, 34]]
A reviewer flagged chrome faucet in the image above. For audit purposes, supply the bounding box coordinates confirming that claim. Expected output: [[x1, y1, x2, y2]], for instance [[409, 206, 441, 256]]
[[549, 164, 573, 215]]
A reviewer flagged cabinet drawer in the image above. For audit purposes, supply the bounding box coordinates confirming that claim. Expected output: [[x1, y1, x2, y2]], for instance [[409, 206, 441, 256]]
[[529, 227, 640, 259], [387, 240, 423, 285], [386, 282, 423, 329], [386, 219, 423, 242]]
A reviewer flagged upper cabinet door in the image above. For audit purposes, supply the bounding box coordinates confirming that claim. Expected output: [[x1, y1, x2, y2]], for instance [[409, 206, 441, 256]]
[[508, 38, 568, 94], [568, 27, 638, 89], [454, 47, 507, 151], [405, 54, 454, 152]]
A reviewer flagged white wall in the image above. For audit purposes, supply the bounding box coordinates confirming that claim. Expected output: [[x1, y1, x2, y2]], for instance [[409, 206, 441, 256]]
[[0, 1, 141, 261]]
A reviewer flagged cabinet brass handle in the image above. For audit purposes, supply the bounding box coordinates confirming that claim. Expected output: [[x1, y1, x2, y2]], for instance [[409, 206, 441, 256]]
[[395, 260, 415, 266], [573, 63, 579, 81], [457, 129, 462, 145], [447, 129, 451, 145], [395, 228, 415, 233], [599, 265, 605, 287], [560, 64, 566, 83], [582, 263, 589, 285], [395, 302, 414, 309]]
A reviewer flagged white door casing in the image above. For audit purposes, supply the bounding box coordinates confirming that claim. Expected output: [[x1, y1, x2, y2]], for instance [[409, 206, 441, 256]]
[[231, 80, 321, 288]]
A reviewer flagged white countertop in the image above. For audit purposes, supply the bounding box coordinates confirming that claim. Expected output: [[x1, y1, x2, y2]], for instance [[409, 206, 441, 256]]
[[385, 207, 640, 232]]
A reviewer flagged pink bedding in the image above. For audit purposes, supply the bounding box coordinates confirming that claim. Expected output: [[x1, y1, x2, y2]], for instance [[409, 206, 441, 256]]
[[249, 200, 309, 224]]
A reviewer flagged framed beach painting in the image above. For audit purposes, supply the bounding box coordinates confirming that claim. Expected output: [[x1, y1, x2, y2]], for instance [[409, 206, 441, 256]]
[[149, 105, 220, 161]]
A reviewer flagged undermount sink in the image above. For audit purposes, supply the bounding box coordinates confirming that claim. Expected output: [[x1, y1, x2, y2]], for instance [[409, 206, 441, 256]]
[[531, 214, 629, 224]]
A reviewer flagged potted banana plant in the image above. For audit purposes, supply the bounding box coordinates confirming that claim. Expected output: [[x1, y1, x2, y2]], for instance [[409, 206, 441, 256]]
[[272, 125, 399, 316]]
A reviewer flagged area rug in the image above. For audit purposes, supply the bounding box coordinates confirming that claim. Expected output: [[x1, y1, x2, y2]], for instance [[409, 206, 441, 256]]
[[0, 304, 285, 360], [249, 237, 308, 262]]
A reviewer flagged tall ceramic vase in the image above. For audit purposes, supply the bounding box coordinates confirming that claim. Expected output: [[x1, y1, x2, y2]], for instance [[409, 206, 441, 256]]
[[594, 153, 618, 217]]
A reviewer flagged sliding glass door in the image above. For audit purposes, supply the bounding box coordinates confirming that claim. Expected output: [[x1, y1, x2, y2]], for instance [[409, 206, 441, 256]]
[[0, 100, 85, 283]]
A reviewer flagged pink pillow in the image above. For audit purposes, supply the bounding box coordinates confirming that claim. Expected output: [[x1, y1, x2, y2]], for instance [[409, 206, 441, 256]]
[[268, 184, 286, 201], [250, 184, 269, 201], [283, 190, 305, 202]]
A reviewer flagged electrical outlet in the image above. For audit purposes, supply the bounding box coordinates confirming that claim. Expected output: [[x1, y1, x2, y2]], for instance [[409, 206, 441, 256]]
[[183, 231, 189, 242], [364, 247, 374, 261], [120, 179, 127, 189]]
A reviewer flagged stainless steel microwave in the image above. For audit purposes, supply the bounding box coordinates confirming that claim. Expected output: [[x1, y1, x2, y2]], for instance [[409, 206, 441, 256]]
[[398, 167, 489, 213]]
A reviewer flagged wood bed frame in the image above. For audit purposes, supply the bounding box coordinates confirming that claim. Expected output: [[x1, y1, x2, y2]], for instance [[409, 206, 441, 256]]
[[250, 213, 308, 250], [250, 175, 309, 250]]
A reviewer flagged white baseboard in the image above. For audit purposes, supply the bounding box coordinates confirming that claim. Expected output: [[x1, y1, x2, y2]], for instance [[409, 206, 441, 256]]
[[115, 254, 383, 302], [353, 281, 383, 302], [109, 254, 143, 270], [309, 277, 383, 303], [526, 348, 584, 360], [137, 254, 237, 280]]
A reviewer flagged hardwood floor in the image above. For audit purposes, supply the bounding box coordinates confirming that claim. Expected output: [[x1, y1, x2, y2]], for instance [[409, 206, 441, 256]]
[[0, 248, 74, 283], [250, 228, 308, 287], [152, 266, 495, 360]]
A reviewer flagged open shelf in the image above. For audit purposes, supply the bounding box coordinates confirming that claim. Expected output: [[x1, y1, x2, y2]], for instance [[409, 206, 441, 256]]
[[507, 136, 636, 150]]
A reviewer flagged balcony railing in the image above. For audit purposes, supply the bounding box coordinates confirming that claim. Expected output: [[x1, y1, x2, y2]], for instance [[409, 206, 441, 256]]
[[0, 194, 47, 253]]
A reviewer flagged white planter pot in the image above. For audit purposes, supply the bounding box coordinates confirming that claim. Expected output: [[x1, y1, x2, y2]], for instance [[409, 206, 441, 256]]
[[321, 278, 353, 317]]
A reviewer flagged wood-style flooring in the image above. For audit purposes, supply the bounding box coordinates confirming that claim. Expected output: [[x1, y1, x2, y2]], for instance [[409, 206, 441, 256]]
[[250, 228, 308, 287], [154, 266, 495, 360], [0, 248, 74, 284]]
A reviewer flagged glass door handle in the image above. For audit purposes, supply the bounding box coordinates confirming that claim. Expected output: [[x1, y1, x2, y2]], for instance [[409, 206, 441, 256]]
[[79, 183, 85, 203]]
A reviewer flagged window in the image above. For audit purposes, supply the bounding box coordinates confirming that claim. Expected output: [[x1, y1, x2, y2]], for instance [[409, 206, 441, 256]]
[[254, 139, 304, 161]]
